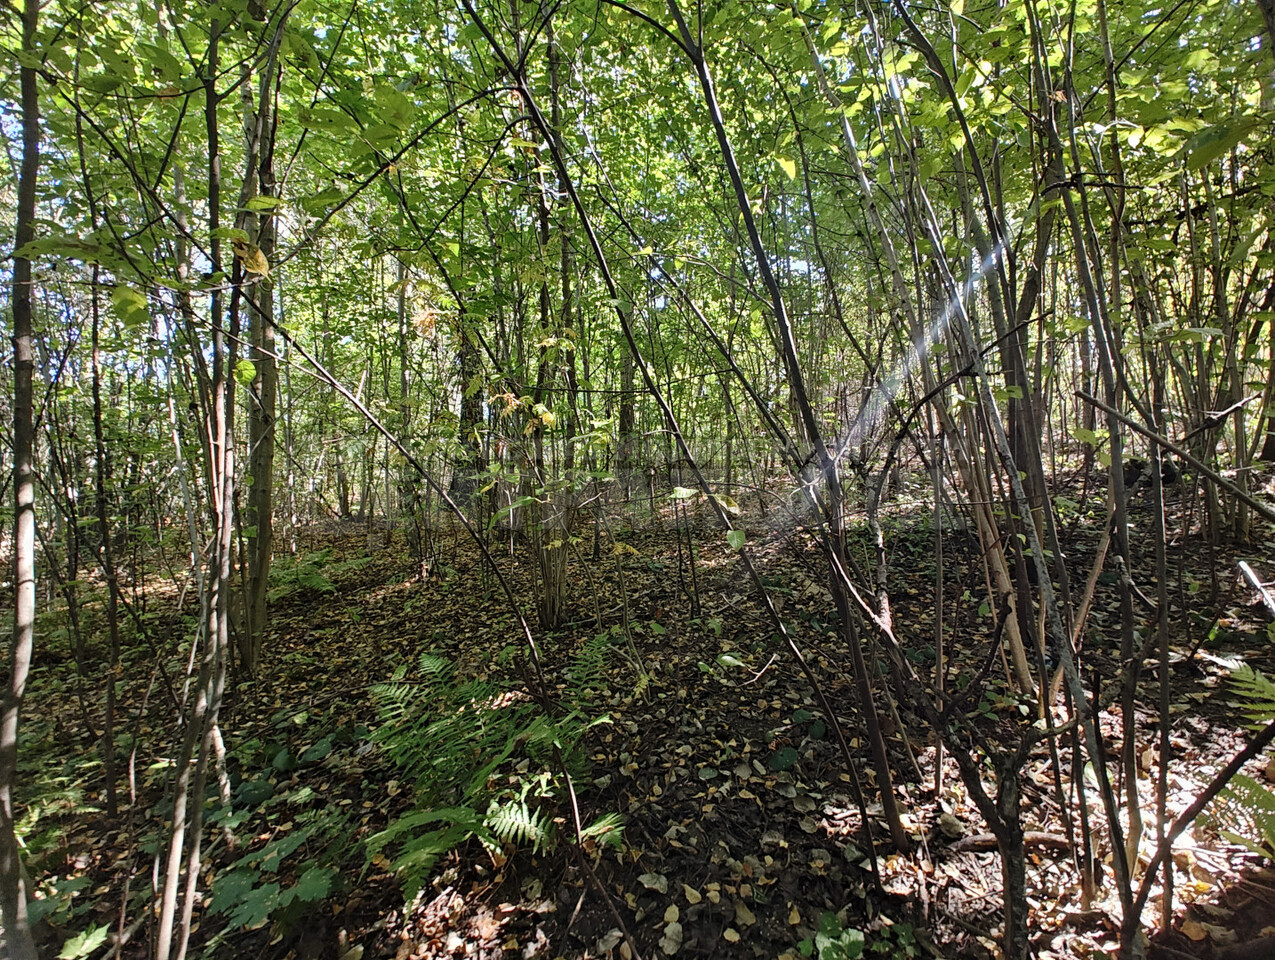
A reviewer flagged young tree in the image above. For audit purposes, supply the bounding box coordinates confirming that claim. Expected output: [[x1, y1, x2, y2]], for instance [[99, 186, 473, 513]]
[[1, 0, 41, 955]]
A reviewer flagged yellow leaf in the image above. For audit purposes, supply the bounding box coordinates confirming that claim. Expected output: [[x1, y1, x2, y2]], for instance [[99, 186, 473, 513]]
[[776, 156, 797, 179], [682, 884, 701, 905], [233, 238, 271, 277]]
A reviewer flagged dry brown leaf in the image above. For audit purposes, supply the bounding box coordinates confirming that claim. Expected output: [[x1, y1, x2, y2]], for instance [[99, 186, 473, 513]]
[[1181, 920, 1207, 942]]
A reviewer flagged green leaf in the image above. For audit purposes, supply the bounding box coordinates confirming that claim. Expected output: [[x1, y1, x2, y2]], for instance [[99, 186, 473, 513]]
[[246, 195, 284, 212], [211, 227, 251, 243], [138, 42, 183, 82], [670, 486, 699, 500], [207, 870, 258, 916], [769, 746, 799, 771], [1181, 119, 1257, 171], [236, 359, 257, 383], [226, 882, 281, 928], [726, 530, 746, 551], [235, 778, 273, 807], [58, 925, 110, 960], [300, 736, 333, 764], [292, 866, 336, 902], [112, 285, 150, 330]]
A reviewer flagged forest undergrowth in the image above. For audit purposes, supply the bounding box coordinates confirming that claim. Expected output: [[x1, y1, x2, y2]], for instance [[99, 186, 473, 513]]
[[17, 471, 1275, 960]]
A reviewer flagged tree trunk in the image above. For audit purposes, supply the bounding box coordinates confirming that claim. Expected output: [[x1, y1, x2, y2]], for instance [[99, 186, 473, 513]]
[[243, 52, 281, 673], [1, 2, 41, 956], [91, 270, 122, 819], [156, 20, 235, 960]]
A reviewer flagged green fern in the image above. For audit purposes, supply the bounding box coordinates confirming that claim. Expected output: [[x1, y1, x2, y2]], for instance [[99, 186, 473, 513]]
[[368, 652, 623, 902], [569, 632, 614, 697], [1213, 774, 1275, 858], [371, 809, 489, 901], [1206, 664, 1275, 860], [485, 799, 555, 855], [416, 652, 455, 682], [1229, 664, 1275, 725], [268, 549, 372, 602], [581, 812, 625, 850]]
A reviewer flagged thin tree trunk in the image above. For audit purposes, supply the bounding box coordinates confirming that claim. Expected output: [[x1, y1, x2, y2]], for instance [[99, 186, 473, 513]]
[[91, 269, 122, 819], [244, 40, 283, 673], [1, 1, 41, 955], [157, 19, 235, 960]]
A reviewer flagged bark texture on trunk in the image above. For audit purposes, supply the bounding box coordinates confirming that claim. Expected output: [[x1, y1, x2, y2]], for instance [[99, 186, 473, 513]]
[[1, 1, 41, 955]]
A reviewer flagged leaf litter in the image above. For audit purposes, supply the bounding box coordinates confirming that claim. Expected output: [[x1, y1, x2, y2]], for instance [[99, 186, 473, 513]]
[[22, 491, 1275, 960]]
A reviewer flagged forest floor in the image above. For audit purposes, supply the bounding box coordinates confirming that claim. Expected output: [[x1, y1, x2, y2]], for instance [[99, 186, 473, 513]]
[[18, 472, 1275, 960]]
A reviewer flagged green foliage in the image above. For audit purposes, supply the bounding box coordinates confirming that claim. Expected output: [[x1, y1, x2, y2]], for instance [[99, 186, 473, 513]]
[[57, 924, 110, 960], [485, 799, 554, 854], [27, 877, 92, 929], [1205, 666, 1275, 859], [569, 631, 615, 697], [797, 913, 922, 960], [868, 924, 920, 958], [799, 912, 865, 960], [268, 549, 371, 602], [1228, 664, 1275, 726], [569, 626, 650, 702], [206, 823, 340, 931], [1212, 774, 1275, 859], [367, 651, 620, 900]]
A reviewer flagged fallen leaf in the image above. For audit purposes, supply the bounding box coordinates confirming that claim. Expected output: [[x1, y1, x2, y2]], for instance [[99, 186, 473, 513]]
[[659, 921, 683, 955], [596, 929, 623, 953], [938, 813, 966, 839], [1181, 920, 1207, 942], [639, 873, 669, 894], [723, 929, 741, 943], [735, 901, 756, 926], [682, 884, 701, 905]]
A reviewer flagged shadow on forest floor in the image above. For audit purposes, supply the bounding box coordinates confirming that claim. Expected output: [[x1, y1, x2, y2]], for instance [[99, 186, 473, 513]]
[[16, 475, 1275, 960]]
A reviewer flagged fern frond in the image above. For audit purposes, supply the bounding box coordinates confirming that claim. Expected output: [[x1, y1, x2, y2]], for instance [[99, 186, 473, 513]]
[[580, 812, 624, 850], [417, 653, 455, 683], [366, 806, 484, 858], [1214, 774, 1275, 859], [485, 799, 555, 855], [1229, 664, 1275, 725], [367, 651, 617, 899], [568, 632, 613, 698], [392, 817, 489, 902]]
